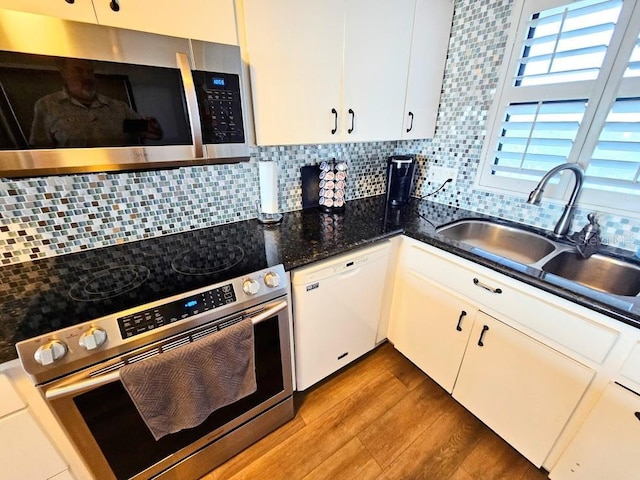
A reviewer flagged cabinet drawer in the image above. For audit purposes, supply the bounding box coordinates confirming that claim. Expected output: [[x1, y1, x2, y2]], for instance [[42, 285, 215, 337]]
[[619, 341, 640, 388], [401, 238, 619, 364]]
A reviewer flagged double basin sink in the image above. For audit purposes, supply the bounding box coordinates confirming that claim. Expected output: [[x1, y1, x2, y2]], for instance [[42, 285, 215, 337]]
[[436, 219, 640, 299]]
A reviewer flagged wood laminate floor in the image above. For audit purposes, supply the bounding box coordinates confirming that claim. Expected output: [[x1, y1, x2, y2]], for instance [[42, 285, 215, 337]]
[[201, 342, 550, 480]]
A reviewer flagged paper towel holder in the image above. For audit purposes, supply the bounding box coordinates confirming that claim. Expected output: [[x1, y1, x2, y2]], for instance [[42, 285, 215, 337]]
[[257, 161, 283, 225], [256, 200, 283, 224]]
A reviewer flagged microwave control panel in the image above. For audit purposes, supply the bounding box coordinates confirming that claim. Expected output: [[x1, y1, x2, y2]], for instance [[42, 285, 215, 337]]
[[194, 71, 245, 144]]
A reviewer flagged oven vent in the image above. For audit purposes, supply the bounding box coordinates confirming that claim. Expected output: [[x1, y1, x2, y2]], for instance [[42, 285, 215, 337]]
[[127, 348, 160, 364], [190, 325, 219, 342], [218, 314, 245, 330], [162, 337, 191, 352]]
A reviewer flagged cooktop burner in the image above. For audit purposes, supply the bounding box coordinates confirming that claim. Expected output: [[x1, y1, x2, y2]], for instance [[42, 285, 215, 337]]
[[3, 221, 271, 346], [171, 243, 245, 275], [69, 265, 151, 302]]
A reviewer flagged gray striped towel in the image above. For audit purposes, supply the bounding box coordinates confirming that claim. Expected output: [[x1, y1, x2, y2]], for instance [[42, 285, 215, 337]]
[[120, 318, 257, 440]]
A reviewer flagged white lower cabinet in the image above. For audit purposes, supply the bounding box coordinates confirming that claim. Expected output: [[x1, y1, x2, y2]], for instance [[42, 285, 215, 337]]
[[453, 312, 594, 467], [387, 236, 614, 470], [0, 374, 70, 480], [388, 268, 477, 393], [550, 382, 640, 480]]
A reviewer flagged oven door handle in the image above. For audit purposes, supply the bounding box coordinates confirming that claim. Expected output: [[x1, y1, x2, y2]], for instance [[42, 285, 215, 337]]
[[45, 300, 289, 401]]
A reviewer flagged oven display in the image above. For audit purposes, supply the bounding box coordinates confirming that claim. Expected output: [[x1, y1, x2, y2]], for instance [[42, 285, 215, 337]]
[[118, 284, 236, 339]]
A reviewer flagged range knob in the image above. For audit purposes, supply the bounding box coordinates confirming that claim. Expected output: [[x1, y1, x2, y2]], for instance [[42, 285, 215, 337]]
[[79, 327, 108, 351], [34, 340, 68, 366], [264, 271, 281, 288], [242, 278, 260, 295]]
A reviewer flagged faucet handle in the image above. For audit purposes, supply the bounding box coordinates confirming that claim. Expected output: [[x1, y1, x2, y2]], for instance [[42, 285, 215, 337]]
[[574, 212, 601, 259]]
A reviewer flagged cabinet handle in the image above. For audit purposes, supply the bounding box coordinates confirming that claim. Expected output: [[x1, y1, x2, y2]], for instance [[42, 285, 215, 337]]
[[331, 108, 338, 135], [473, 278, 502, 294], [406, 111, 414, 133], [110, 0, 120, 12], [348, 109, 355, 134], [65, 0, 75, 4], [478, 325, 490, 347], [456, 310, 466, 331], [635, 412, 640, 421]]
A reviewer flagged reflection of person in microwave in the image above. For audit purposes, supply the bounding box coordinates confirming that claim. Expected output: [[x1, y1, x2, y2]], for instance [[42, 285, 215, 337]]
[[29, 58, 163, 148]]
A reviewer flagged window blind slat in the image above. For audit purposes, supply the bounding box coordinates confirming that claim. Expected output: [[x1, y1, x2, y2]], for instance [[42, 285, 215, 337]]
[[521, 44, 608, 64], [523, 22, 615, 48], [532, 0, 622, 27], [586, 96, 640, 195]]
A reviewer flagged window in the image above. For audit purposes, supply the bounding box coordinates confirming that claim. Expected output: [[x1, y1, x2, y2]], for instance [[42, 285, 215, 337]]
[[478, 0, 640, 215]]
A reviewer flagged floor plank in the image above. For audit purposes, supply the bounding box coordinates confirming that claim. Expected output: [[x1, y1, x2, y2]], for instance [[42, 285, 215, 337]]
[[302, 437, 382, 480], [382, 400, 485, 479], [199, 412, 307, 480], [357, 375, 450, 469], [202, 343, 550, 480], [453, 427, 547, 480]]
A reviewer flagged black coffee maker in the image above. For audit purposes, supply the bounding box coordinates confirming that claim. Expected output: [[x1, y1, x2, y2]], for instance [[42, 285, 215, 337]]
[[385, 155, 416, 206]]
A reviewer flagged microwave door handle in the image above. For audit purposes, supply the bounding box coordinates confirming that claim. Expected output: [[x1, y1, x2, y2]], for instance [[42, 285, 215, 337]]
[[176, 52, 204, 158], [45, 300, 289, 401]]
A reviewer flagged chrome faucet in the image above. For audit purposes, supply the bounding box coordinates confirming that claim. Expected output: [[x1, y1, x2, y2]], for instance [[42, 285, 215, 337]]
[[527, 163, 584, 239]]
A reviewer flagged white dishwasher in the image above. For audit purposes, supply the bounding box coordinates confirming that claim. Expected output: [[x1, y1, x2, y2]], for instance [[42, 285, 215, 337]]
[[291, 241, 391, 390]]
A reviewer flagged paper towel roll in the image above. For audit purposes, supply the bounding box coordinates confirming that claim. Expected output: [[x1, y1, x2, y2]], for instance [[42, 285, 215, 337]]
[[259, 161, 279, 214]]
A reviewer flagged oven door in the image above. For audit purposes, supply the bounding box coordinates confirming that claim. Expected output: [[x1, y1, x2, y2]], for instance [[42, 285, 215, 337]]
[[41, 298, 293, 480]]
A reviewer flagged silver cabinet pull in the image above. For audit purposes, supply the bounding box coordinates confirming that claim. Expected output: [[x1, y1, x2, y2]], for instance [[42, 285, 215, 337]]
[[473, 278, 502, 294]]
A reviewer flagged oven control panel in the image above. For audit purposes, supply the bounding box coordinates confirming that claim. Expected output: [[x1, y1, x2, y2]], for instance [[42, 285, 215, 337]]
[[118, 283, 236, 339]]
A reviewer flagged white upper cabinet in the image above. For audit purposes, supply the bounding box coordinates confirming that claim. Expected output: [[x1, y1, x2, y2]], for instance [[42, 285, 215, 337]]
[[0, 0, 98, 23], [92, 0, 238, 44], [402, 0, 453, 139], [242, 0, 449, 145], [341, 0, 415, 142], [0, 1, 239, 45], [242, 0, 344, 145]]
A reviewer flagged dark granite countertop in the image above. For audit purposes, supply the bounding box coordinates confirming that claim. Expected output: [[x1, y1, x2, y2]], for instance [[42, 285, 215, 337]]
[[1, 194, 639, 364]]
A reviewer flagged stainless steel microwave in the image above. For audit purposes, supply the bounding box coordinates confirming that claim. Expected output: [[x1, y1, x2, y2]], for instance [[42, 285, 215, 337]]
[[0, 10, 249, 178]]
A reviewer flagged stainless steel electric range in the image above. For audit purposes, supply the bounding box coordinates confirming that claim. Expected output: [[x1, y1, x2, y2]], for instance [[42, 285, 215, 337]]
[[7, 221, 293, 480]]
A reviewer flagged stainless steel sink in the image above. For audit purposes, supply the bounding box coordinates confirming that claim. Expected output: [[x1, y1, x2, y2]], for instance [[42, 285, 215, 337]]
[[437, 219, 557, 265], [542, 251, 640, 297]]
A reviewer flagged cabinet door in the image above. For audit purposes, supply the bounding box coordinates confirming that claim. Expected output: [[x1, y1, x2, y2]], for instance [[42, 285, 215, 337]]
[[550, 382, 640, 480], [389, 268, 477, 393], [342, 0, 415, 142], [453, 312, 594, 467], [0, 410, 68, 480], [242, 0, 344, 145], [92, 0, 238, 44], [402, 0, 453, 139], [0, 0, 97, 23]]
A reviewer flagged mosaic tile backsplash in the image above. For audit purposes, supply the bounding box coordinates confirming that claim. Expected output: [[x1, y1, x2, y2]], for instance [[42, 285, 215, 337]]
[[1, 0, 639, 266]]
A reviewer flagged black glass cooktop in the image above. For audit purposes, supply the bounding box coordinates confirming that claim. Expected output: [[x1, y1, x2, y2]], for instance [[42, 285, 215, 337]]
[[0, 221, 269, 346]]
